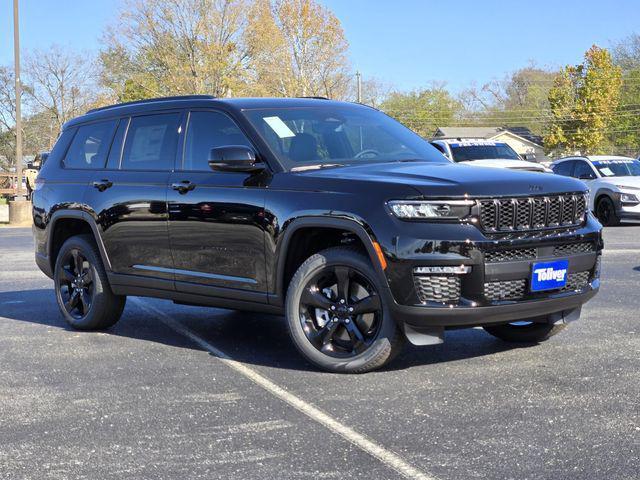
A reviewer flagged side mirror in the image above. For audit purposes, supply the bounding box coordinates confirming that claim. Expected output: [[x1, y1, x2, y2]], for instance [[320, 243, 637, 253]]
[[208, 145, 265, 173]]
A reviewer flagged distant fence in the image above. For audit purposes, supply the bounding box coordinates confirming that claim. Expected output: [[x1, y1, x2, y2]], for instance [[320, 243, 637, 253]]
[[0, 173, 18, 196]]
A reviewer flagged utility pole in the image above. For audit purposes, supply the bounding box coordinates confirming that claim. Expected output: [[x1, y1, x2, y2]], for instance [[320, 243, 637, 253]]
[[356, 71, 362, 103], [13, 0, 23, 199]]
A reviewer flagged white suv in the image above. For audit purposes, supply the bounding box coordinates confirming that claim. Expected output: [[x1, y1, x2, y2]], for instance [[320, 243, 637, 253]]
[[550, 155, 640, 226], [430, 139, 549, 173]]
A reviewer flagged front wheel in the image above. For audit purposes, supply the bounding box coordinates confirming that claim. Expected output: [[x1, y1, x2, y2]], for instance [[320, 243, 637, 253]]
[[596, 196, 620, 226], [483, 321, 565, 343], [285, 247, 404, 373]]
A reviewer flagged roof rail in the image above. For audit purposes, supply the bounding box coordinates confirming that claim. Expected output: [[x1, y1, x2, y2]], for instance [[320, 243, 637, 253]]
[[297, 96, 330, 100], [86, 94, 216, 114]]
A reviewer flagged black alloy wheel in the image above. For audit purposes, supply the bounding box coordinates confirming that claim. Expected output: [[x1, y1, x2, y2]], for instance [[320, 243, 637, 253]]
[[57, 248, 94, 319], [298, 265, 383, 358], [286, 246, 404, 373]]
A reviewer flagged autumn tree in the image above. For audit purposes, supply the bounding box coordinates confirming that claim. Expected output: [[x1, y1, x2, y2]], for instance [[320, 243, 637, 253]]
[[244, 0, 351, 99], [380, 85, 463, 138], [545, 45, 622, 155], [100, 0, 250, 101]]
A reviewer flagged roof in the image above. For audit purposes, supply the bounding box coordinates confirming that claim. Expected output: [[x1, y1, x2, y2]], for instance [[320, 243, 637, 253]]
[[434, 126, 543, 147], [552, 155, 636, 164], [433, 138, 506, 146], [66, 96, 360, 129]]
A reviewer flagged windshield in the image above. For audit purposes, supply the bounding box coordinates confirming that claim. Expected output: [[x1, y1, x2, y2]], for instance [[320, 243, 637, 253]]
[[242, 106, 447, 170], [449, 142, 521, 162], [592, 159, 640, 177]]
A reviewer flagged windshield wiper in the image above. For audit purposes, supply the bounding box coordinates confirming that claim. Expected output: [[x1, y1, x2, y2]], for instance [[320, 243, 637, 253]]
[[291, 163, 345, 172]]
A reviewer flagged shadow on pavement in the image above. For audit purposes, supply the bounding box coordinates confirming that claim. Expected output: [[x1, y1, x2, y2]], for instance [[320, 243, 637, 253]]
[[0, 288, 517, 373]]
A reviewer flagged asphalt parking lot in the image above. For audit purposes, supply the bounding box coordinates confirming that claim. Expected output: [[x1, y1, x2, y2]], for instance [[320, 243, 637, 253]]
[[1, 226, 638, 480]]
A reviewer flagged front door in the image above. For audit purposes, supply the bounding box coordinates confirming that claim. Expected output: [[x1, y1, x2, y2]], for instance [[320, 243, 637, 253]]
[[167, 110, 268, 296]]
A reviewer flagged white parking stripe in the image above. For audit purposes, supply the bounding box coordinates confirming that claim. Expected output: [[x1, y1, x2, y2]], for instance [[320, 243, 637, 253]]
[[132, 298, 436, 480], [603, 249, 640, 254]]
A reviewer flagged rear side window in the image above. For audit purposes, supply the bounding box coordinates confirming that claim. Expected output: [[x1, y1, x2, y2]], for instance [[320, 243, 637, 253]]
[[121, 113, 181, 171], [183, 111, 253, 171], [552, 161, 575, 177], [63, 120, 117, 169]]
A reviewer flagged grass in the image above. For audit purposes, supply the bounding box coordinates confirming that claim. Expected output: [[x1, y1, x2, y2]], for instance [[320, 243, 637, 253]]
[[0, 198, 7, 205]]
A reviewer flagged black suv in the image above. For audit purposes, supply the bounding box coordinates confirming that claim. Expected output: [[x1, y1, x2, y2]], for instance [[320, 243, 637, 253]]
[[32, 95, 602, 373]]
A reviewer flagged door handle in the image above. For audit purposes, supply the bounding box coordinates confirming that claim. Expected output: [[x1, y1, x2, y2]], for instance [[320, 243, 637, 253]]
[[92, 179, 113, 191], [171, 180, 196, 194]]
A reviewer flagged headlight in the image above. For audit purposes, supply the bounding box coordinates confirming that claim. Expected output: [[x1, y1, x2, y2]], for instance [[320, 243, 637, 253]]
[[388, 200, 475, 219], [620, 192, 640, 204]]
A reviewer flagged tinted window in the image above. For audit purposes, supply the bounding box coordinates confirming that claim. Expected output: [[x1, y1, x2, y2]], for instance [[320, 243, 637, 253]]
[[243, 106, 446, 170], [573, 160, 596, 179], [552, 161, 575, 177], [106, 118, 129, 169], [121, 113, 181, 171], [63, 120, 117, 169], [184, 111, 252, 171], [449, 143, 521, 162]]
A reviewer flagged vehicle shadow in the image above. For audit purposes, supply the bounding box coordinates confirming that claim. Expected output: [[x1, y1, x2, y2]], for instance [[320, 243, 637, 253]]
[[0, 288, 519, 373]]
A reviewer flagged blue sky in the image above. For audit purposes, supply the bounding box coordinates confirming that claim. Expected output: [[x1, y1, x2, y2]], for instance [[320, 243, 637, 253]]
[[1, 0, 639, 92]]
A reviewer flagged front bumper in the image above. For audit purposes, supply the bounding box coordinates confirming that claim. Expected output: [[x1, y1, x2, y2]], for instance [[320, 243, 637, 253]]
[[382, 216, 602, 329]]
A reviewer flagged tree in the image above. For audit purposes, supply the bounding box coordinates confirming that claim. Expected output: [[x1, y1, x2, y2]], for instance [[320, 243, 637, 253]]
[[0, 66, 17, 170], [23, 45, 98, 139], [101, 0, 249, 101], [612, 33, 640, 71], [545, 45, 622, 155], [380, 85, 463, 138], [244, 0, 351, 99]]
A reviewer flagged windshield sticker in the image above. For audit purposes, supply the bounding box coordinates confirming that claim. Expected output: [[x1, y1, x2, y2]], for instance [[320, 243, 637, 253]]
[[593, 160, 633, 165], [599, 167, 615, 176], [263, 116, 296, 139]]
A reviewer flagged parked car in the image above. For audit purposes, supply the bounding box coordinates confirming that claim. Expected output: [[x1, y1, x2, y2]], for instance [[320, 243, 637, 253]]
[[32, 95, 602, 373], [430, 138, 550, 173], [550, 155, 640, 226]]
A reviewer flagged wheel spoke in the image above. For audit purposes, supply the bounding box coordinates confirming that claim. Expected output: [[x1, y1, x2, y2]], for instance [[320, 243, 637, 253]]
[[350, 294, 381, 315], [71, 250, 82, 275], [334, 266, 351, 301], [311, 320, 340, 347], [80, 291, 91, 314], [344, 320, 366, 352], [81, 269, 93, 286], [61, 267, 75, 283], [64, 290, 80, 313], [301, 288, 333, 310]]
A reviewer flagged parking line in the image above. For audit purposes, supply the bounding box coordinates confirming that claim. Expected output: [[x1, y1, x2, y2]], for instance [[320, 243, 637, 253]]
[[132, 298, 436, 480]]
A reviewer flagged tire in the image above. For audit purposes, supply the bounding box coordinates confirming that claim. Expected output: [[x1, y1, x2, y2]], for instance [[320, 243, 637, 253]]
[[54, 234, 126, 330], [285, 246, 404, 373], [596, 196, 620, 226], [483, 321, 565, 343]]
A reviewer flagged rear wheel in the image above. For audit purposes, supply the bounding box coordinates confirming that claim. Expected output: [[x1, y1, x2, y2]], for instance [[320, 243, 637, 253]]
[[483, 321, 565, 343], [596, 196, 620, 226], [54, 234, 126, 330], [285, 247, 404, 373]]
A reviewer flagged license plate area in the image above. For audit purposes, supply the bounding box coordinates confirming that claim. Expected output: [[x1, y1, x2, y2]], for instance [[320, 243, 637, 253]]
[[530, 259, 569, 292]]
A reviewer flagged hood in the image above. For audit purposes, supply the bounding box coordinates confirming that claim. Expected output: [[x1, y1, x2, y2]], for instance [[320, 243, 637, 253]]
[[296, 161, 586, 198], [459, 159, 548, 172], [602, 176, 640, 190]]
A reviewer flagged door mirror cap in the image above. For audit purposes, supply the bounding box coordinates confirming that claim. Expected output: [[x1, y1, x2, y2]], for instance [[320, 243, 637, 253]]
[[208, 145, 265, 173]]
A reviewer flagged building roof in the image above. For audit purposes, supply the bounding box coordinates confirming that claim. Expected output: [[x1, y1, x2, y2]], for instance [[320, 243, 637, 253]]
[[434, 126, 543, 147]]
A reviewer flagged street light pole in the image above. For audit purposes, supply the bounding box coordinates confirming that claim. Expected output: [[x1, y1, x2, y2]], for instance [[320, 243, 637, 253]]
[[13, 0, 23, 199], [355, 71, 362, 103]]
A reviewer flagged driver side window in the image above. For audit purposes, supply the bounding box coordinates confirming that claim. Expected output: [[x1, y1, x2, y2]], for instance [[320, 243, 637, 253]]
[[573, 160, 597, 180]]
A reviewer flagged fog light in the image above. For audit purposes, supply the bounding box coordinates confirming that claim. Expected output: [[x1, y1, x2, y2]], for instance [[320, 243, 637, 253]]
[[414, 265, 471, 275]]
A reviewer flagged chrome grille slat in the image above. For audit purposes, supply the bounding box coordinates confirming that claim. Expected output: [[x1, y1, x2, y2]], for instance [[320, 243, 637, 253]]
[[479, 194, 587, 232]]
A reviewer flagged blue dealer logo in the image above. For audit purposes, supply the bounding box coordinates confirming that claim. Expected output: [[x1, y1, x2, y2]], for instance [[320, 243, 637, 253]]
[[531, 260, 569, 292]]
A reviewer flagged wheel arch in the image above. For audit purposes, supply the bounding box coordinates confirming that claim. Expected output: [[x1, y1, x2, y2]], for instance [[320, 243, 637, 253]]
[[273, 217, 388, 305], [48, 210, 112, 274]]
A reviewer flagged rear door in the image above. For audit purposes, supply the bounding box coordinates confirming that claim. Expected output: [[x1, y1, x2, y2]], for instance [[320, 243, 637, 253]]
[[167, 109, 268, 298], [84, 111, 183, 285]]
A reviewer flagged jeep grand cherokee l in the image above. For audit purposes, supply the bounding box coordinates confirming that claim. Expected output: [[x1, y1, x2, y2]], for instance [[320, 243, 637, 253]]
[[32, 95, 603, 373]]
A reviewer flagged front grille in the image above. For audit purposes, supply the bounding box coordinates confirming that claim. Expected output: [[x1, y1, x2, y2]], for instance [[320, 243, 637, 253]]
[[553, 242, 595, 256], [484, 279, 526, 301], [479, 194, 587, 232], [414, 275, 461, 303], [485, 248, 537, 263], [484, 271, 591, 301]]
